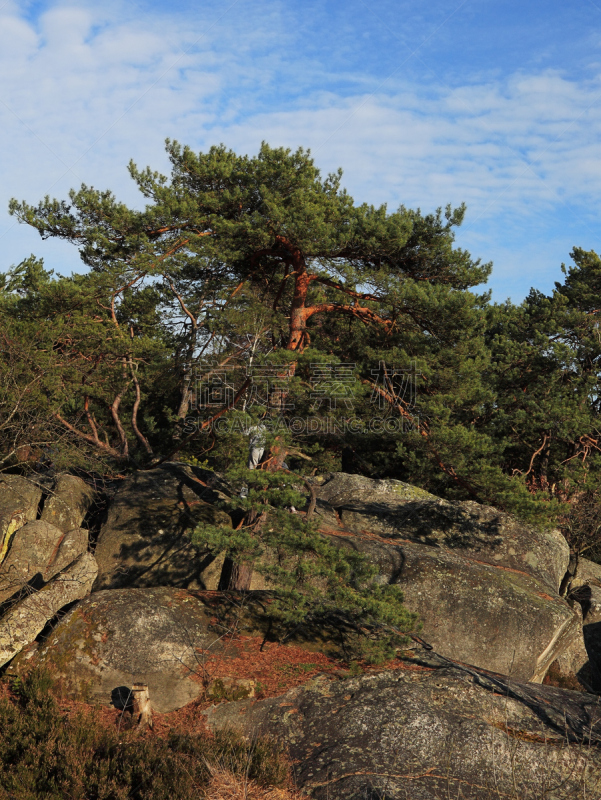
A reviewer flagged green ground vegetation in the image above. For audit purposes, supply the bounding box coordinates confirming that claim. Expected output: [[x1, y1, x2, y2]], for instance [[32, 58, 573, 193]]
[[0, 670, 291, 800]]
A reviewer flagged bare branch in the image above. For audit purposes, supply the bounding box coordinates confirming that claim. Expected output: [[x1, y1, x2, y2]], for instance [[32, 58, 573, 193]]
[[53, 412, 122, 458], [128, 356, 153, 456]]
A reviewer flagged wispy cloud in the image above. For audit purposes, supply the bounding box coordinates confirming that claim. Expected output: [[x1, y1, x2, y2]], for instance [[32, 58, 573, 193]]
[[1, 1, 600, 301]]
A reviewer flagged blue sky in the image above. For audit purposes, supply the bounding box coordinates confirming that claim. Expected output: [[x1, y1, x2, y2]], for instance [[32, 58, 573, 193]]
[[2, 0, 601, 302]]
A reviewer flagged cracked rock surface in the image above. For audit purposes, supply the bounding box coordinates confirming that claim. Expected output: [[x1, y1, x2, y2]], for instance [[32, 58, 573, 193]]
[[205, 662, 601, 800]]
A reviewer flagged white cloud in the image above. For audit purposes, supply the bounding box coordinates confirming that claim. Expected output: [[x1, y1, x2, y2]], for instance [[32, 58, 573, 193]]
[[0, 1, 599, 302]]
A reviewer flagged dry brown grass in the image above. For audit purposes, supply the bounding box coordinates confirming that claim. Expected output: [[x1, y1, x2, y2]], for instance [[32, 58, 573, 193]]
[[205, 767, 306, 799]]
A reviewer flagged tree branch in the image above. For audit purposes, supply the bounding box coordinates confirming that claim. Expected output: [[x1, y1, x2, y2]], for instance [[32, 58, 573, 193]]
[[53, 412, 122, 458], [311, 276, 381, 303], [128, 355, 153, 456], [110, 379, 131, 458], [152, 376, 252, 466]]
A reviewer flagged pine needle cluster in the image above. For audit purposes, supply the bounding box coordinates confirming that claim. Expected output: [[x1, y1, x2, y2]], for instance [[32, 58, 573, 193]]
[[192, 466, 419, 663]]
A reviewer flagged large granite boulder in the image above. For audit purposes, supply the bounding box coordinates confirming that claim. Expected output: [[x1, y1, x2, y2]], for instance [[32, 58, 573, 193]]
[[307, 473, 584, 684], [0, 521, 88, 605], [313, 473, 570, 592], [205, 660, 601, 800], [0, 473, 93, 606], [8, 587, 270, 713], [40, 473, 95, 533], [0, 552, 97, 668], [572, 557, 601, 624], [247, 516, 583, 683], [363, 536, 580, 683], [0, 475, 43, 563], [93, 464, 231, 591], [551, 600, 591, 688]]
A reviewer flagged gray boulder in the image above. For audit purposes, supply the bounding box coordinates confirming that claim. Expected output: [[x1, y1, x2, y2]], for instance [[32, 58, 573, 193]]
[[325, 530, 582, 683], [94, 464, 230, 591], [572, 557, 601, 624], [8, 587, 268, 713], [0, 474, 92, 606], [309, 473, 583, 684], [568, 558, 601, 689], [314, 472, 570, 591], [0, 475, 43, 563], [0, 520, 88, 605], [43, 526, 89, 581], [0, 552, 97, 667], [205, 661, 601, 800], [40, 473, 95, 533], [552, 601, 591, 688]]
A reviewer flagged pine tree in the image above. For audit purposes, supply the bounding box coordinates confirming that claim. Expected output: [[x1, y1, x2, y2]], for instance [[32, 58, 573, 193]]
[[191, 463, 418, 663]]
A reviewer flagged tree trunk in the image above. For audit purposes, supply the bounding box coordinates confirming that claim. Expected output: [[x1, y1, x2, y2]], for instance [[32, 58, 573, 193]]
[[218, 508, 267, 591], [218, 558, 254, 591]]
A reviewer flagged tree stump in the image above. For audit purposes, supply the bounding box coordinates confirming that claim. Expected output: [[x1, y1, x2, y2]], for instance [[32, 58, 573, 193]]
[[131, 683, 153, 730]]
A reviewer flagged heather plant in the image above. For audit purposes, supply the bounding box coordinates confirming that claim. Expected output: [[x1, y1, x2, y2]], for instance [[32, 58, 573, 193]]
[[0, 670, 292, 800]]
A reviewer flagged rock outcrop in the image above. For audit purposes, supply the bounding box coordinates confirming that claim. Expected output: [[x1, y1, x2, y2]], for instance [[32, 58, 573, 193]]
[[40, 474, 95, 533], [0, 475, 43, 562], [0, 552, 97, 667], [0, 469, 596, 713], [3, 465, 601, 798], [0, 473, 94, 607], [566, 558, 601, 690], [574, 558, 601, 619], [313, 473, 569, 591], [0, 473, 97, 669], [311, 473, 584, 684], [205, 661, 601, 800], [93, 464, 231, 591], [382, 536, 577, 682], [0, 468, 585, 688], [0, 520, 88, 604]]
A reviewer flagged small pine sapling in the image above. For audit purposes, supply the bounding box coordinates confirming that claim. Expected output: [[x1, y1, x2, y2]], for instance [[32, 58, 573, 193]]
[[191, 464, 419, 663]]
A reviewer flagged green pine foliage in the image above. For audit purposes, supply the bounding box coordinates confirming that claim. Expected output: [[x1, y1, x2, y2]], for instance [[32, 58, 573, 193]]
[[191, 464, 418, 663], [5, 138, 601, 538], [484, 249, 601, 506], [0, 256, 172, 472]]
